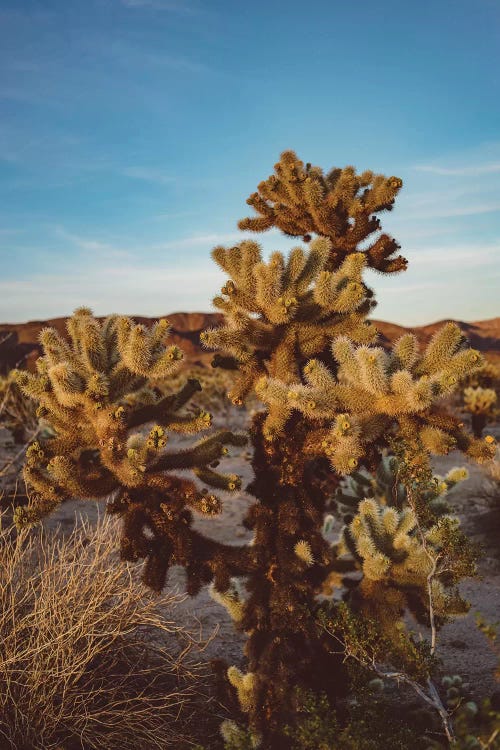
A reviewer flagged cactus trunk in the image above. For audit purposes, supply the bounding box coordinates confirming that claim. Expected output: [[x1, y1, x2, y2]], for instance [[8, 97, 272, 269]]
[[239, 410, 345, 746]]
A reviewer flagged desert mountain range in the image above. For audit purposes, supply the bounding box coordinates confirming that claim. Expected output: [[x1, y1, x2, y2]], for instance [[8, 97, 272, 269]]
[[0, 312, 499, 375]]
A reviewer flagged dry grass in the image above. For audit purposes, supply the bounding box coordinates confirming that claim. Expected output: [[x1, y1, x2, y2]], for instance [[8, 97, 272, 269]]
[[0, 508, 218, 750]]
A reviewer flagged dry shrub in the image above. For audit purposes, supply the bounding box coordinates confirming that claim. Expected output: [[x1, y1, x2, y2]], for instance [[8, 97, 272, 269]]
[[0, 508, 217, 750]]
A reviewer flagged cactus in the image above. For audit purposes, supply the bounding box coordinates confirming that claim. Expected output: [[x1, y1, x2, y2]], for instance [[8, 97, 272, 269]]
[[463, 386, 498, 437], [199, 151, 496, 747], [334, 453, 469, 518], [337, 498, 471, 633], [14, 308, 248, 594]]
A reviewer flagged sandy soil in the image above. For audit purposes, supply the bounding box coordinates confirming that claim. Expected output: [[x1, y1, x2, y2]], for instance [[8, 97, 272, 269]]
[[1, 408, 499, 702]]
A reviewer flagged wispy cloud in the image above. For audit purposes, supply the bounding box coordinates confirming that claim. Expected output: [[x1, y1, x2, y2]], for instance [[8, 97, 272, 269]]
[[53, 227, 133, 258], [410, 201, 500, 219], [50, 225, 282, 257], [120, 0, 199, 14], [139, 51, 212, 74], [151, 211, 200, 220], [413, 161, 500, 176], [406, 242, 499, 267], [120, 167, 177, 185], [0, 263, 225, 322]]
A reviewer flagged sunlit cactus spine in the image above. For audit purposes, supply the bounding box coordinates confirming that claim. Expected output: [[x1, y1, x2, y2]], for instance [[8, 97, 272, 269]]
[[14, 307, 248, 594]]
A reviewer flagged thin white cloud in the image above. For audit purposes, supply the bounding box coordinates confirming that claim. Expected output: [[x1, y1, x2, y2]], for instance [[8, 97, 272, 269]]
[[413, 162, 500, 176], [409, 202, 500, 219], [120, 167, 177, 185], [50, 225, 283, 257], [402, 244, 499, 268], [120, 0, 199, 14], [141, 51, 213, 74], [53, 227, 133, 258], [151, 211, 199, 220], [0, 264, 225, 322]]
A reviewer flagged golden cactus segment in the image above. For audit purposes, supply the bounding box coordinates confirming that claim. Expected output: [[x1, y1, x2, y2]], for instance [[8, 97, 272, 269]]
[[294, 540, 315, 566], [237, 150, 406, 273], [202, 235, 377, 402], [227, 666, 257, 713]]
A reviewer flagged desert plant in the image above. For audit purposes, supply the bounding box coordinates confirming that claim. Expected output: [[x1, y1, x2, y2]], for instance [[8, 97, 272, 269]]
[[15, 151, 497, 749], [463, 386, 498, 437], [0, 508, 216, 750], [459, 360, 499, 437], [331, 453, 469, 519], [13, 308, 247, 594], [199, 151, 496, 747]]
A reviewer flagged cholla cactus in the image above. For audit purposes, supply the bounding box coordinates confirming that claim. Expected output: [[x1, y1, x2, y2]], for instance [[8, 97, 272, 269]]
[[201, 237, 378, 407], [334, 454, 469, 518], [237, 149, 407, 274], [0, 370, 39, 443], [257, 323, 495, 470], [199, 150, 496, 748], [463, 386, 498, 437], [18, 152, 497, 750], [339, 498, 469, 620], [14, 308, 247, 593]]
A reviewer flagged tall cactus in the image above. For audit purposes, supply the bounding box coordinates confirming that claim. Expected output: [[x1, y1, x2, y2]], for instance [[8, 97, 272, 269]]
[[200, 151, 496, 747]]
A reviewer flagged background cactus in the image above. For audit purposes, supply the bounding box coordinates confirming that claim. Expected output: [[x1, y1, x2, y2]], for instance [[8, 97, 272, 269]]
[[463, 386, 498, 438], [333, 453, 469, 519], [14, 307, 248, 594]]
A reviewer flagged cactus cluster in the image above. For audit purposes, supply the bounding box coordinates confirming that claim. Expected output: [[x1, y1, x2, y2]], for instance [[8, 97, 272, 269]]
[[337, 498, 471, 626], [464, 386, 498, 415], [14, 308, 247, 593], [201, 237, 378, 407], [255, 322, 493, 468]]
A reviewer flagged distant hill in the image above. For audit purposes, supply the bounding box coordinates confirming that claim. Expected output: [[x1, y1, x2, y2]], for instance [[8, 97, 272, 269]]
[[0, 312, 499, 375]]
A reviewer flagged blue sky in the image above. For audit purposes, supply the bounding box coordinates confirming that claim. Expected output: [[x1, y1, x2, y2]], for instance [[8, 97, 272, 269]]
[[0, 0, 499, 326]]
